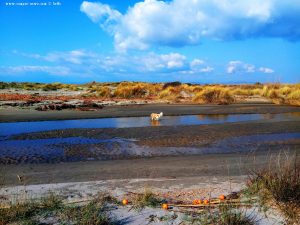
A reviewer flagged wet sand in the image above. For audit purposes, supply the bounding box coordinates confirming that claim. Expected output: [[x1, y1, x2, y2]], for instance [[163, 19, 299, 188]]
[[10, 120, 300, 147], [1, 103, 300, 122], [2, 149, 299, 186], [1, 103, 299, 190], [1, 117, 300, 163]]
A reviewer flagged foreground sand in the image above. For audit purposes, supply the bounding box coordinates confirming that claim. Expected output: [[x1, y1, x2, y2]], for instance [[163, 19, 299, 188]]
[[0, 175, 284, 224], [1, 152, 289, 224], [1, 155, 288, 225]]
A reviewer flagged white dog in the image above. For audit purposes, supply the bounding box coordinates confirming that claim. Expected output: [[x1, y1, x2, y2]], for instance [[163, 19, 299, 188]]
[[150, 112, 163, 121]]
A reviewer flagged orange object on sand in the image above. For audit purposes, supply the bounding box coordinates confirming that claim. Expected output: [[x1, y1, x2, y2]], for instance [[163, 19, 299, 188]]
[[193, 199, 203, 205], [162, 203, 168, 210], [203, 199, 209, 204], [219, 195, 226, 200], [122, 199, 129, 205]]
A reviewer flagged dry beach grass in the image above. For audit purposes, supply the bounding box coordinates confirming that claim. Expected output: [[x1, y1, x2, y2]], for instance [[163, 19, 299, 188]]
[[1, 81, 299, 106]]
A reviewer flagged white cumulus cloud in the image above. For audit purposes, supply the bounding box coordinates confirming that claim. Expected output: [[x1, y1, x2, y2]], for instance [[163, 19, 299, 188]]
[[81, 0, 300, 51], [0, 66, 70, 76], [9, 50, 217, 76], [80, 1, 121, 33], [227, 61, 244, 74], [190, 59, 205, 68], [227, 61, 274, 74], [259, 67, 274, 73], [200, 66, 214, 73]]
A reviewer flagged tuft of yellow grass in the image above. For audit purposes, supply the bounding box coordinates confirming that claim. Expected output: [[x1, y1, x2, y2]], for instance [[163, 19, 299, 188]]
[[193, 87, 235, 104], [286, 89, 300, 106]]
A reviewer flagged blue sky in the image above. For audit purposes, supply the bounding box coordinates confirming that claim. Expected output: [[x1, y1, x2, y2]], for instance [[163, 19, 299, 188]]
[[0, 0, 299, 83]]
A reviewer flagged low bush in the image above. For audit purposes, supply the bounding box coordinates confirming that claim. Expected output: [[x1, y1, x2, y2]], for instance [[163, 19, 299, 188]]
[[132, 190, 163, 209], [245, 154, 300, 224], [163, 81, 181, 89], [97, 86, 111, 98], [0, 193, 117, 225], [186, 204, 256, 225], [114, 83, 147, 98], [42, 83, 62, 91], [193, 87, 235, 104], [286, 89, 300, 106]]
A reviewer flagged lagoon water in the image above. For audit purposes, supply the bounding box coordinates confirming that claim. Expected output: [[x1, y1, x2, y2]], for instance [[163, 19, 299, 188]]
[[0, 113, 299, 136], [0, 113, 299, 164]]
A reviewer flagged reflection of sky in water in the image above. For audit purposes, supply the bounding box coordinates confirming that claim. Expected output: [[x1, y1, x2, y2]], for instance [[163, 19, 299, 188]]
[[197, 132, 300, 154], [0, 137, 120, 158], [0, 113, 299, 136]]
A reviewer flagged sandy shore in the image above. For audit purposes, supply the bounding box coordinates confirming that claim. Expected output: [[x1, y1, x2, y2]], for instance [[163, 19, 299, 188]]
[[0, 175, 282, 225], [1, 103, 300, 122]]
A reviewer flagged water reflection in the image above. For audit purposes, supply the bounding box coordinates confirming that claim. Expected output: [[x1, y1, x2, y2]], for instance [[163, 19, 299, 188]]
[[262, 114, 276, 120], [0, 132, 299, 164], [150, 120, 161, 126], [197, 114, 229, 121]]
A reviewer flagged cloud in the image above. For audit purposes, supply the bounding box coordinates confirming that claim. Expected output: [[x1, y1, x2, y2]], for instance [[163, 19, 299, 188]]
[[200, 66, 214, 73], [81, 0, 300, 51], [227, 61, 244, 74], [159, 53, 186, 69], [0, 66, 70, 75], [259, 67, 274, 73], [187, 59, 214, 74], [141, 53, 187, 71], [227, 61, 274, 74], [190, 59, 205, 68], [15, 50, 97, 65], [9, 50, 276, 78], [8, 50, 216, 76], [80, 1, 121, 33]]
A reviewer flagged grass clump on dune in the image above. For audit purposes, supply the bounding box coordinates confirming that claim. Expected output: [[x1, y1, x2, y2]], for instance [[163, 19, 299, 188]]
[[97, 86, 111, 98], [286, 89, 300, 106], [0, 194, 63, 225], [41, 82, 63, 91], [193, 87, 235, 104], [158, 86, 183, 101], [114, 83, 148, 98], [185, 204, 256, 225], [131, 190, 163, 209], [244, 154, 300, 224], [113, 82, 164, 99], [261, 84, 300, 105], [230, 88, 253, 96], [61, 194, 117, 225], [0, 193, 117, 225]]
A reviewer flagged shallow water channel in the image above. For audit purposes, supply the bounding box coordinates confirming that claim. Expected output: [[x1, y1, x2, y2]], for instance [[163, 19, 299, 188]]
[[0, 113, 299, 164], [1, 112, 299, 136]]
